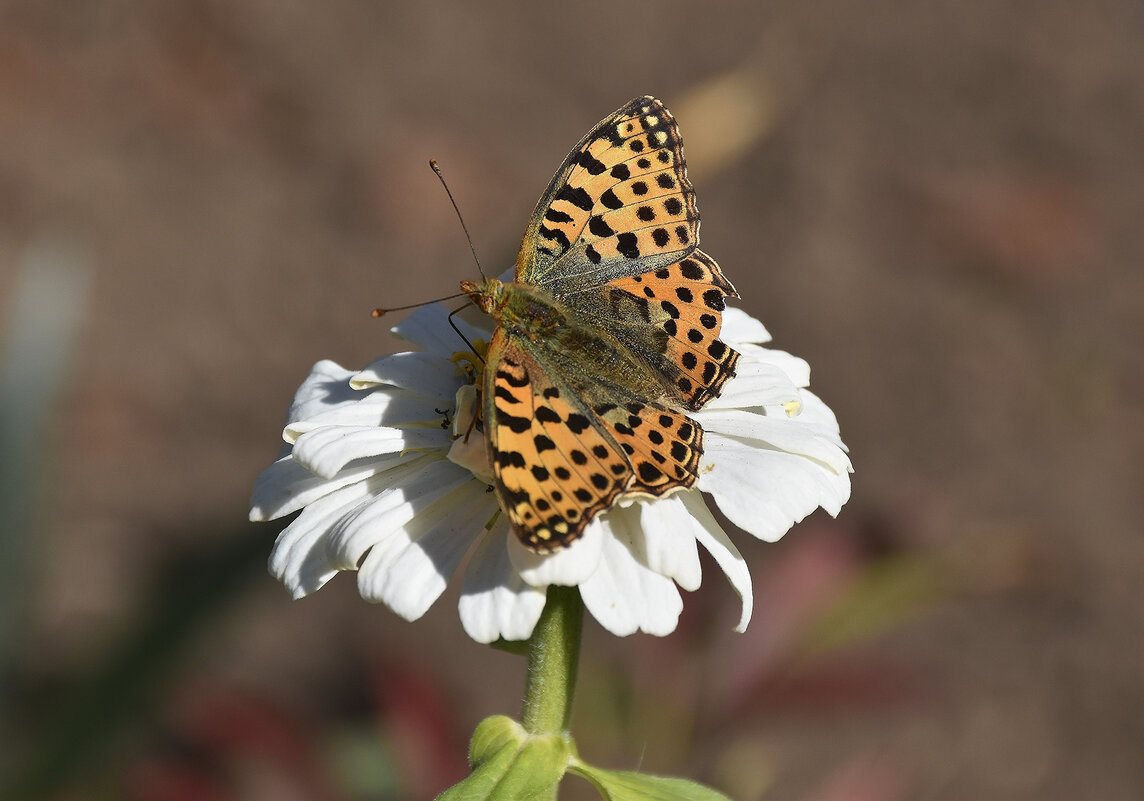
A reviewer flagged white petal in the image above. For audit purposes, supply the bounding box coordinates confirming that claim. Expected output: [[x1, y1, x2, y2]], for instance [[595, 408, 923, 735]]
[[292, 425, 451, 479], [510, 518, 605, 587], [390, 302, 492, 359], [794, 389, 846, 443], [738, 344, 813, 388], [721, 307, 772, 345], [284, 360, 361, 425], [460, 521, 548, 643], [350, 352, 464, 402], [358, 479, 496, 620], [636, 495, 703, 591], [679, 492, 753, 632], [325, 459, 475, 570], [697, 410, 853, 474], [579, 511, 683, 637], [268, 477, 390, 597], [285, 388, 446, 440], [704, 358, 804, 410], [250, 455, 384, 521], [446, 387, 494, 484], [698, 431, 852, 542]]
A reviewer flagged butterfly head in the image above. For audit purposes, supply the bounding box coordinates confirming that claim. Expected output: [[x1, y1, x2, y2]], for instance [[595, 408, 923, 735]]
[[460, 277, 505, 315]]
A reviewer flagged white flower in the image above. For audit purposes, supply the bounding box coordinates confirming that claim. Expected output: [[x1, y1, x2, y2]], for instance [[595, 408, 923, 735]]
[[250, 303, 851, 643]]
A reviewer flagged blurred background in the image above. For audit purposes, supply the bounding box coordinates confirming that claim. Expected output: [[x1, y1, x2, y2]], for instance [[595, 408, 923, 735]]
[[1, 1, 1141, 799]]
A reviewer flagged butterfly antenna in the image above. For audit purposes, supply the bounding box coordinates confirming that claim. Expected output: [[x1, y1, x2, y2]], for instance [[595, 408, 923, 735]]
[[430, 159, 487, 279], [371, 291, 468, 318]]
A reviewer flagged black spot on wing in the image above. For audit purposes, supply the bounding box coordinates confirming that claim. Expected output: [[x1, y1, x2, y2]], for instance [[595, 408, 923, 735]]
[[539, 226, 570, 251], [496, 408, 532, 433], [494, 385, 521, 404], [555, 185, 593, 212], [497, 368, 529, 388], [497, 450, 526, 468], [544, 208, 573, 224], [577, 150, 607, 175], [565, 413, 590, 434], [617, 232, 640, 259], [588, 215, 615, 238], [600, 188, 623, 210], [680, 259, 702, 280], [638, 462, 663, 483], [703, 289, 726, 311], [534, 406, 561, 423]]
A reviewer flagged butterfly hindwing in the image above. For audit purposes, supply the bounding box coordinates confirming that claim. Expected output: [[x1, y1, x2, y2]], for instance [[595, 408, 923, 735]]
[[483, 329, 708, 550], [601, 249, 740, 410], [484, 330, 632, 551], [589, 399, 704, 496]]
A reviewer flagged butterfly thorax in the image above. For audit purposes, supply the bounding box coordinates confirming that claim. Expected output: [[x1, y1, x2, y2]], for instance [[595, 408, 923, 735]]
[[463, 277, 672, 404], [463, 278, 572, 340]]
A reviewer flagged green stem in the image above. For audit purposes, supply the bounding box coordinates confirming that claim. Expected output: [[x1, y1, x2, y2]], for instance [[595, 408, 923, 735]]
[[521, 585, 583, 736]]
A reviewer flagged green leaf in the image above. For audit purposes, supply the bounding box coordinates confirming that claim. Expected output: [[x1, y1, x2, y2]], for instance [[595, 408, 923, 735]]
[[436, 716, 571, 801], [569, 762, 736, 801]]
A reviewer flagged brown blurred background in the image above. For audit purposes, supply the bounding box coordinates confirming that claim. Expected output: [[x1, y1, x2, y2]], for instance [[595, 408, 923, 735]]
[[1, 2, 1142, 800]]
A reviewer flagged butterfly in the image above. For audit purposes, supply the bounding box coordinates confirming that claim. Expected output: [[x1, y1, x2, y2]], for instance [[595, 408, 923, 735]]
[[461, 96, 740, 552]]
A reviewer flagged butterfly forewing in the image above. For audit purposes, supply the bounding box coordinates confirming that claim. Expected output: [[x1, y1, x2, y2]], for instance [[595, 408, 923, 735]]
[[518, 97, 700, 292], [484, 331, 634, 551]]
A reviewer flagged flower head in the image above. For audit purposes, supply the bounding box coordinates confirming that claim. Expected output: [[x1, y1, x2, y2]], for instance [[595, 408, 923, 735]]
[[250, 303, 851, 642]]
